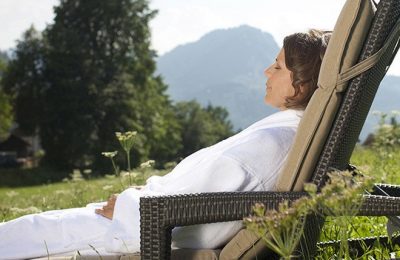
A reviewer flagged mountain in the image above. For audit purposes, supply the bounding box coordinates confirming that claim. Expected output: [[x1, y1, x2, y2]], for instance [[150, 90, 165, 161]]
[[156, 25, 280, 129], [361, 75, 400, 140], [156, 25, 400, 141]]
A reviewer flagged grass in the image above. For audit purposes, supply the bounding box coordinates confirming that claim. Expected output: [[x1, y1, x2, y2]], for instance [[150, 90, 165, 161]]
[[0, 168, 169, 221], [1, 144, 400, 257], [316, 145, 400, 258]]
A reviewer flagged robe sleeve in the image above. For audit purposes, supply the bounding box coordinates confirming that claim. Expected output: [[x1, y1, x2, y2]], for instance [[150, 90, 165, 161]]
[[161, 154, 262, 194], [170, 155, 262, 249], [170, 128, 296, 249]]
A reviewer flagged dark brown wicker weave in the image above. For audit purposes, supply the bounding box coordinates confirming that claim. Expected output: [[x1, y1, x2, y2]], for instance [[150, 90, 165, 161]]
[[140, 0, 400, 258]]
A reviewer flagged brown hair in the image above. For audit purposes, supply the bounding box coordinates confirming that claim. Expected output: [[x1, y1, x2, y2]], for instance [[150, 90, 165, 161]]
[[283, 29, 332, 109]]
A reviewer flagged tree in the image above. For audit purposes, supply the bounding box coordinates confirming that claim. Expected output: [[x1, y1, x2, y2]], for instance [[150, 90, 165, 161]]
[[3, 0, 182, 170], [0, 51, 13, 141], [41, 0, 182, 169], [2, 27, 44, 137], [174, 101, 234, 158]]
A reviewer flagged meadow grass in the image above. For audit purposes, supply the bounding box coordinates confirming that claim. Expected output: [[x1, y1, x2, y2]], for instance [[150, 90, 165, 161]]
[[315, 145, 400, 258], [0, 168, 168, 221], [1, 144, 400, 257]]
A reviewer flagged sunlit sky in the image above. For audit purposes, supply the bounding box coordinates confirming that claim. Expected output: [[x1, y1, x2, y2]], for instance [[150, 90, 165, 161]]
[[0, 0, 399, 76]]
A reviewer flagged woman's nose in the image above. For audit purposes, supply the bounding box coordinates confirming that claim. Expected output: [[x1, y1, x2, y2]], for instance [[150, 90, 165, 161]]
[[264, 66, 272, 77]]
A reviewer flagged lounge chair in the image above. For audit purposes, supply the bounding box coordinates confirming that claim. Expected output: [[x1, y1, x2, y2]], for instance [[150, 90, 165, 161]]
[[139, 0, 400, 259]]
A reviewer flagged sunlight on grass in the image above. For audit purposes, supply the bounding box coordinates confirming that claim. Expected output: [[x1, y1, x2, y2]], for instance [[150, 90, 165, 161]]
[[1, 144, 400, 258], [0, 168, 168, 221]]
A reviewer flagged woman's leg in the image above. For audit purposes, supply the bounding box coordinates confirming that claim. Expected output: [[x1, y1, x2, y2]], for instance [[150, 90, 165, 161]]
[[0, 203, 111, 260]]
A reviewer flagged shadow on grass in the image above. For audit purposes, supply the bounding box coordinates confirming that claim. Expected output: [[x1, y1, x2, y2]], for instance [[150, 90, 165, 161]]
[[0, 167, 70, 187]]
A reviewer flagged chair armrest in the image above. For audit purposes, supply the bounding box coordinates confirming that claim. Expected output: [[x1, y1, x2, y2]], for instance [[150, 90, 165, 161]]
[[139, 191, 308, 260], [373, 183, 400, 197], [357, 194, 400, 216], [139, 190, 400, 259], [316, 194, 400, 217]]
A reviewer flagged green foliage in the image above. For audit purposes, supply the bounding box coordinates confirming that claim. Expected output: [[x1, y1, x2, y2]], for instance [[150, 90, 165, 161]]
[[245, 199, 311, 259], [371, 111, 400, 153], [102, 130, 156, 187], [1, 0, 236, 173], [1, 0, 185, 171], [1, 27, 44, 136], [174, 101, 234, 158], [40, 0, 173, 169], [0, 51, 13, 141], [245, 171, 374, 259]]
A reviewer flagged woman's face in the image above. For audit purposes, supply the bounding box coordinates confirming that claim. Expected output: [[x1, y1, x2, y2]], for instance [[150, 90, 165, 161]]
[[264, 48, 295, 110]]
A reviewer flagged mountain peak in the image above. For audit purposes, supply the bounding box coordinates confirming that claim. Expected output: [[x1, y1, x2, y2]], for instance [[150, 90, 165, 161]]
[[156, 26, 280, 129]]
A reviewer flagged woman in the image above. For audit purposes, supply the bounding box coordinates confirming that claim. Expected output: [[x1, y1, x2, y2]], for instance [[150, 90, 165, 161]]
[[0, 29, 331, 259]]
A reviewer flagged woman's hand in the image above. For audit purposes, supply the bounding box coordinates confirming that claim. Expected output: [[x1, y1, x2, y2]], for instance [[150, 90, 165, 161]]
[[95, 194, 118, 220]]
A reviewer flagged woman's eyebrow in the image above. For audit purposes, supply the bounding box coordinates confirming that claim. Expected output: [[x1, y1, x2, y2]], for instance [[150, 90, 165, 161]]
[[275, 58, 282, 66]]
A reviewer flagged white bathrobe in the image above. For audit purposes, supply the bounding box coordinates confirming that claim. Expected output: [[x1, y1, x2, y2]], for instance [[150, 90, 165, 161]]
[[0, 109, 303, 259]]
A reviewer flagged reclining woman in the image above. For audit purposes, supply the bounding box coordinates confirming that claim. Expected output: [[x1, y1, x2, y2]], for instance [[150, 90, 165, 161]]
[[0, 28, 331, 259]]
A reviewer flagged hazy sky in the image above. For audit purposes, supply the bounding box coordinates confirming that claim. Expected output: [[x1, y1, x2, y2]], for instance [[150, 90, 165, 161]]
[[1, 0, 399, 75]]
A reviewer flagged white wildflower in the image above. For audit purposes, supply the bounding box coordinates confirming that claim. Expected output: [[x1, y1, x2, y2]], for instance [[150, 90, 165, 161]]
[[101, 151, 118, 158], [121, 171, 138, 178], [140, 160, 155, 169]]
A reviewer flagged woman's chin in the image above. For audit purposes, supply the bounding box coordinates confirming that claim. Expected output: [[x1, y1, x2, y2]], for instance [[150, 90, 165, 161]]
[[264, 96, 268, 104], [264, 96, 273, 107], [264, 99, 280, 110]]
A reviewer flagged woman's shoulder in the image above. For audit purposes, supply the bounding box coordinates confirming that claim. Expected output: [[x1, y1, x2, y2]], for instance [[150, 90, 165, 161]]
[[224, 127, 297, 158], [245, 109, 304, 131]]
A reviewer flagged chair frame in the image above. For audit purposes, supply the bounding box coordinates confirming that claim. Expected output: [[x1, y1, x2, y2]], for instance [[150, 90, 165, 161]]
[[140, 0, 400, 258]]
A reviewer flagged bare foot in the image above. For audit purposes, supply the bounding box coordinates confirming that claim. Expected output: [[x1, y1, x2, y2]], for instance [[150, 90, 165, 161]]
[[95, 194, 118, 220]]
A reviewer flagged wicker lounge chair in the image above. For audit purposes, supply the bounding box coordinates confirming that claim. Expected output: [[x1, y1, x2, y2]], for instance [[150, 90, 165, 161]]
[[139, 0, 400, 259]]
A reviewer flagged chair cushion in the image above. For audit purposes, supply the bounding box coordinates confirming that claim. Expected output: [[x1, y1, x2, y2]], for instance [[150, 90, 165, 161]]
[[219, 229, 273, 260], [275, 0, 376, 192], [171, 249, 221, 260], [41, 250, 221, 260]]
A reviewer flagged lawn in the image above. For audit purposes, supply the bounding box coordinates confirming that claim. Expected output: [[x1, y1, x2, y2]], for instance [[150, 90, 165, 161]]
[[1, 145, 400, 257], [0, 167, 169, 221]]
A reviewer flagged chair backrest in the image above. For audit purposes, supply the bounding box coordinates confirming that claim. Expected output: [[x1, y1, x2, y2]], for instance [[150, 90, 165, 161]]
[[220, 1, 400, 258], [312, 0, 400, 188], [301, 3, 400, 254], [275, 0, 400, 192]]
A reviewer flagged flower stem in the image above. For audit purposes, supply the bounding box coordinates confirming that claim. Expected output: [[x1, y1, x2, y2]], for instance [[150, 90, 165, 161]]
[[126, 150, 131, 172], [111, 158, 119, 176]]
